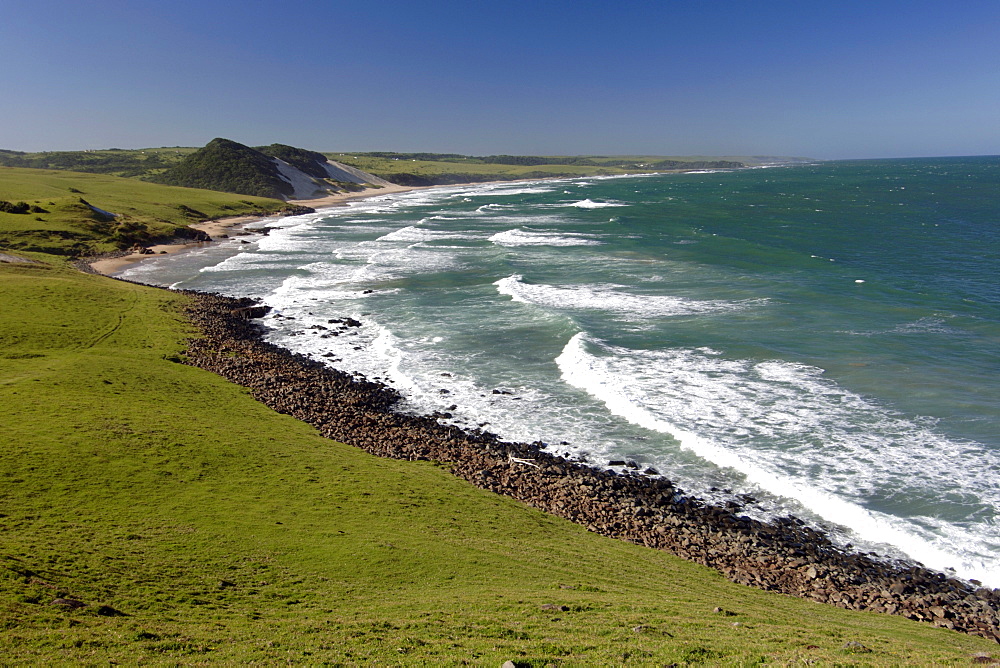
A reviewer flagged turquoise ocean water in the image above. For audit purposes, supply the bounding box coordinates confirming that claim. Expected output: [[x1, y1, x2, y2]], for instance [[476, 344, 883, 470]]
[[120, 157, 1000, 585]]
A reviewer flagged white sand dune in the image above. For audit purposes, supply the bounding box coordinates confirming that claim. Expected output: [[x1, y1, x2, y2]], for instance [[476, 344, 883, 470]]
[[272, 158, 393, 199]]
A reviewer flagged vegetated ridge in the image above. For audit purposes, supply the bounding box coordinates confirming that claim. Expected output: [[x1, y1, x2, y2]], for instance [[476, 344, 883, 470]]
[[329, 152, 754, 186], [2, 143, 786, 191], [0, 166, 299, 256], [0, 146, 192, 178], [152, 138, 391, 200]]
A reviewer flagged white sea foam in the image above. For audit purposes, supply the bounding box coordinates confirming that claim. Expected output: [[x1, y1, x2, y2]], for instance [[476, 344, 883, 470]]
[[258, 233, 464, 293], [250, 220, 342, 254], [476, 203, 513, 213], [318, 222, 398, 234], [495, 275, 760, 318], [477, 213, 572, 228], [554, 333, 1000, 586], [121, 230, 313, 288], [259, 301, 606, 453], [327, 217, 390, 224], [462, 185, 558, 197], [893, 317, 956, 334], [564, 198, 627, 209], [196, 252, 273, 273], [488, 229, 603, 247], [371, 326, 423, 395], [375, 225, 480, 243], [357, 246, 463, 283]]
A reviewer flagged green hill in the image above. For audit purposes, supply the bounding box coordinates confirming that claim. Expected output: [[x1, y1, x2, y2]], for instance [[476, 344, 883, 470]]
[[0, 167, 290, 256], [152, 138, 295, 200], [150, 139, 383, 199]]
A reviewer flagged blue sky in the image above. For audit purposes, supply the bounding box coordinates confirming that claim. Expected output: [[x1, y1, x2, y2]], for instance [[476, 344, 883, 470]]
[[2, 0, 998, 159]]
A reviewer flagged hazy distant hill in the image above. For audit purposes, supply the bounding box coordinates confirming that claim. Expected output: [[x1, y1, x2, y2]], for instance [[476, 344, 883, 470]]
[[153, 139, 390, 200], [0, 147, 190, 178], [329, 152, 755, 186]]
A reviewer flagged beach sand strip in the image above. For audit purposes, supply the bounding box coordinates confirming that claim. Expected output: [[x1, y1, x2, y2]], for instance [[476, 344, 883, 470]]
[[89, 183, 419, 276]]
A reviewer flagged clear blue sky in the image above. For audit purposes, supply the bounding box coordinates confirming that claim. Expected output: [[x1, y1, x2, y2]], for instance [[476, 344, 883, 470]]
[[3, 0, 998, 159]]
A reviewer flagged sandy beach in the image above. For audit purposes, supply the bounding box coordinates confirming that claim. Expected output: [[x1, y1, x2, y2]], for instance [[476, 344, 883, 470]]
[[89, 183, 419, 276], [88, 176, 652, 276], [289, 182, 418, 208]]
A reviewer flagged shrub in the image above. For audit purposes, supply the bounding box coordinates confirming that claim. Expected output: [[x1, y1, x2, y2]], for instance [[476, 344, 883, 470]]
[[0, 200, 31, 214]]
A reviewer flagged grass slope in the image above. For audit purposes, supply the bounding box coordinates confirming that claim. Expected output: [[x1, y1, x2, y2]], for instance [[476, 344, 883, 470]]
[[0, 167, 290, 255], [0, 147, 194, 179], [0, 259, 995, 664]]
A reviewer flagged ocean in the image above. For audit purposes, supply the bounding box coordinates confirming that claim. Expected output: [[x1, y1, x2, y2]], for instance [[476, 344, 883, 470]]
[[119, 157, 1000, 587]]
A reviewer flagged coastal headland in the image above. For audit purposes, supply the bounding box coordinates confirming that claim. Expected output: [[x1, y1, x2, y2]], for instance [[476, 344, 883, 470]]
[[88, 178, 1000, 643], [3, 162, 998, 663]]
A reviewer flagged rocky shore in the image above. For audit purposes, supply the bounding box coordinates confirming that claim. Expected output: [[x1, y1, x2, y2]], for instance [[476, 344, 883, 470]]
[[181, 291, 1000, 644]]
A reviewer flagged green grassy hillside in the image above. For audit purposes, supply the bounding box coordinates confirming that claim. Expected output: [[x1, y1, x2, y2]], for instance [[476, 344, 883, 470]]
[[0, 147, 194, 179], [0, 167, 290, 255], [0, 259, 996, 664]]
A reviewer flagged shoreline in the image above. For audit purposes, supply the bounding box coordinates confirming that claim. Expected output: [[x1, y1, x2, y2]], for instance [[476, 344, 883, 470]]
[[87, 170, 733, 277], [88, 183, 422, 276], [83, 173, 999, 641], [87, 173, 648, 277], [178, 290, 1000, 643]]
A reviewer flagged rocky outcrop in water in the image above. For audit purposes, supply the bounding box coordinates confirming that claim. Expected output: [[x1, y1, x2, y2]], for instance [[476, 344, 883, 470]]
[[180, 292, 1000, 643]]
